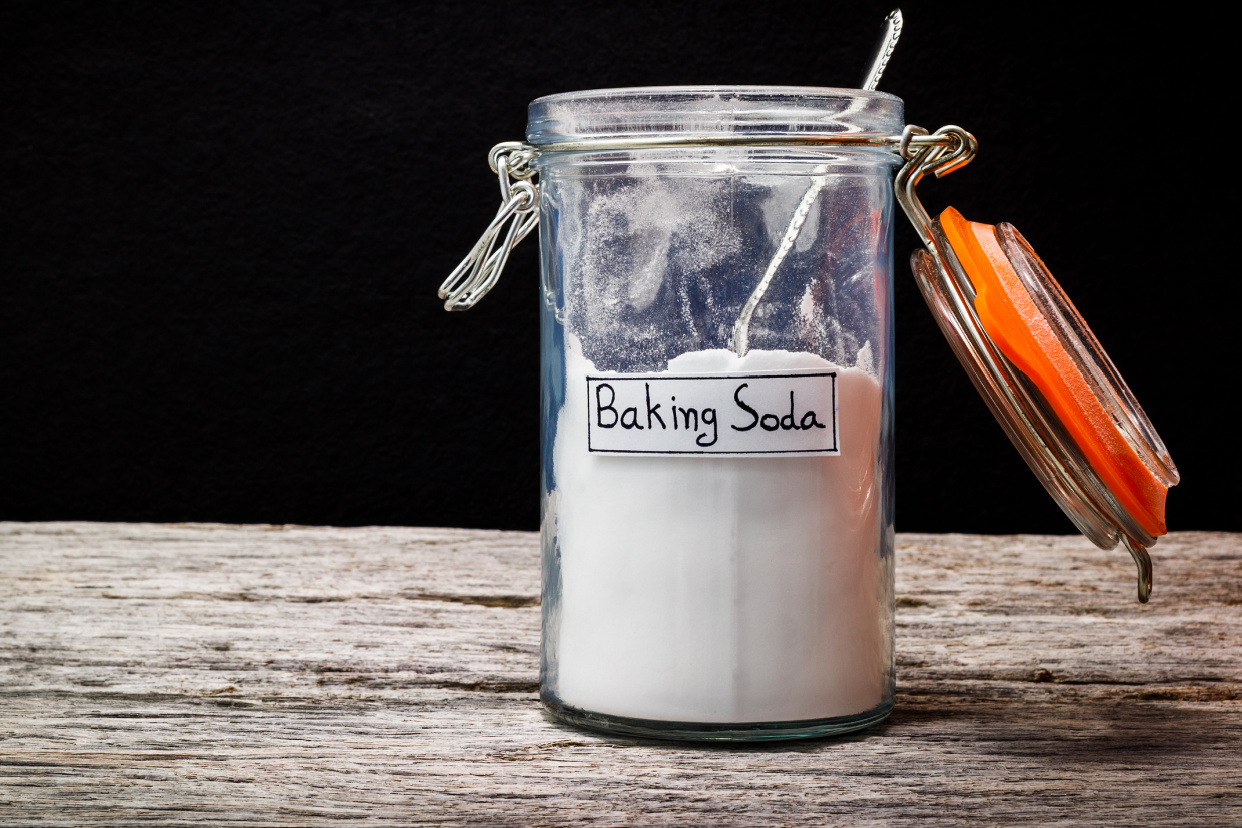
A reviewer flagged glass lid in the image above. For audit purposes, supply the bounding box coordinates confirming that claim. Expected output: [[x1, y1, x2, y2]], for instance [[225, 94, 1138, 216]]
[[895, 126, 1178, 602]]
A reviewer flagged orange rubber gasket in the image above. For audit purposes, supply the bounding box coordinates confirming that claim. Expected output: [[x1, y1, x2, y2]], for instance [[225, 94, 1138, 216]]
[[939, 207, 1168, 537]]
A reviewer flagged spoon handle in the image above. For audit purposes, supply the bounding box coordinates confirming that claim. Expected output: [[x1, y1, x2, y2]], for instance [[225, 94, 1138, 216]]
[[861, 9, 903, 91]]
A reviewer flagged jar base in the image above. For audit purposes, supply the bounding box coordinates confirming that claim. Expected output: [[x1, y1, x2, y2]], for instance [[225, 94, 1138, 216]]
[[541, 690, 893, 743]]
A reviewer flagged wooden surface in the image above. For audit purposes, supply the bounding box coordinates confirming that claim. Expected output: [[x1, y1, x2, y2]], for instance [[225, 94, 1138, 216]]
[[1, 523, 1239, 826]]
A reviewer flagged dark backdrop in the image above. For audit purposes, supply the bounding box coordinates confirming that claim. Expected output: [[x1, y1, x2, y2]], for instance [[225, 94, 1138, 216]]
[[2, 2, 1233, 532]]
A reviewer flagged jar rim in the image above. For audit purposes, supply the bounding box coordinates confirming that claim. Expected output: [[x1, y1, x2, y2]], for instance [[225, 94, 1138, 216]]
[[529, 85, 903, 106], [526, 86, 905, 148]]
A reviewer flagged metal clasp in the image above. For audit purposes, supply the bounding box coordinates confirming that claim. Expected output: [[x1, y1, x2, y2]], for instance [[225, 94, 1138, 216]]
[[438, 142, 540, 311], [440, 132, 976, 312]]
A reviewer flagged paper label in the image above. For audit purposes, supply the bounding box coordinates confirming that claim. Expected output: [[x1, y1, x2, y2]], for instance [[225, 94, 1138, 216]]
[[585, 370, 839, 457]]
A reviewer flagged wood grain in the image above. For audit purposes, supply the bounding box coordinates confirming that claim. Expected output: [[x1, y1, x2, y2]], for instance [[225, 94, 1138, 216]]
[[2, 523, 1239, 826]]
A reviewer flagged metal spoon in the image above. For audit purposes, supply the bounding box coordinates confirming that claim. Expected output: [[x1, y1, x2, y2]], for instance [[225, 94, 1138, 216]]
[[730, 10, 905, 356], [862, 9, 903, 91]]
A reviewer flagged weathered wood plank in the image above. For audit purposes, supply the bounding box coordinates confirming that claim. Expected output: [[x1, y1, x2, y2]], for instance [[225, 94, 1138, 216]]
[[1, 523, 1239, 826]]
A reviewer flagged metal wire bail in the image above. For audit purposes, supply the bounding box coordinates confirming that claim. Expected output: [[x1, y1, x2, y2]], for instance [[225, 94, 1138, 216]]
[[438, 143, 540, 311]]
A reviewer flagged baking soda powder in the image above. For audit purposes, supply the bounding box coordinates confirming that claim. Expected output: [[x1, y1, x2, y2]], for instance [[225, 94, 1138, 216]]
[[546, 334, 889, 723]]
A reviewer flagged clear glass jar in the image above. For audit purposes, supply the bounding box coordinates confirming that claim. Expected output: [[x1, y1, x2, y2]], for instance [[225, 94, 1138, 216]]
[[534, 87, 902, 740]]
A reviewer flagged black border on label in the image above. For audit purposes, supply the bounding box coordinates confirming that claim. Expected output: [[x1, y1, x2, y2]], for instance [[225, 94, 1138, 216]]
[[585, 371, 840, 456]]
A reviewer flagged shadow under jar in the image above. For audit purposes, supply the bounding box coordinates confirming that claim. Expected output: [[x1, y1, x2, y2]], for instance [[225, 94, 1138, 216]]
[[534, 87, 901, 741]]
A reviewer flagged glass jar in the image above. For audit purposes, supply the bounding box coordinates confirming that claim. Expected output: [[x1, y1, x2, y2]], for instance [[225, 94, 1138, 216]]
[[532, 87, 902, 740]]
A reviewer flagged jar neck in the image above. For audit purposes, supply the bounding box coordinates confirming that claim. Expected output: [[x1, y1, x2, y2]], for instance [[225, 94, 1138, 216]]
[[526, 86, 904, 149], [530, 146, 902, 177]]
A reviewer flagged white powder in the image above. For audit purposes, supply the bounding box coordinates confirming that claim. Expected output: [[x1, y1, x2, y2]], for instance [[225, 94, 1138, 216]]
[[575, 179, 743, 315], [548, 334, 888, 723]]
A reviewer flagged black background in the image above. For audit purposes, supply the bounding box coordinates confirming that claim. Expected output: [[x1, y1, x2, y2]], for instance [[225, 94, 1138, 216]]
[[1, 2, 1234, 532]]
